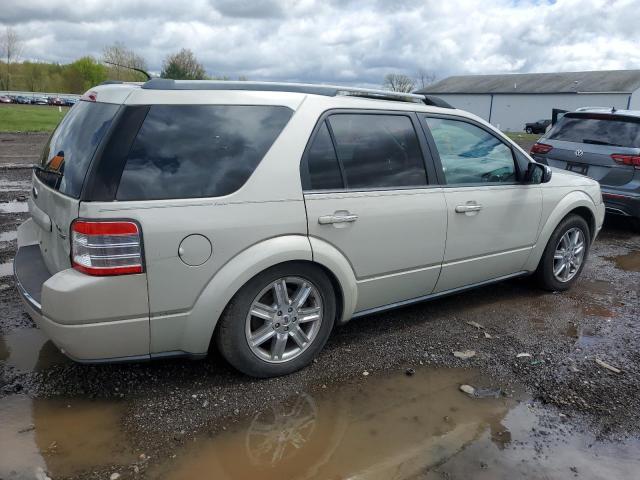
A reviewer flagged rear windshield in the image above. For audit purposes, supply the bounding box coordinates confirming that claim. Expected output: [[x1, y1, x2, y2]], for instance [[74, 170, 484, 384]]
[[116, 105, 292, 200], [37, 101, 119, 198], [547, 115, 640, 148]]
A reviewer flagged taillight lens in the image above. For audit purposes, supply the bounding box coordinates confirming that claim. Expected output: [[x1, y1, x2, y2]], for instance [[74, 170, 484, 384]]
[[530, 143, 553, 155], [611, 154, 640, 169], [71, 220, 143, 276], [80, 90, 97, 102]]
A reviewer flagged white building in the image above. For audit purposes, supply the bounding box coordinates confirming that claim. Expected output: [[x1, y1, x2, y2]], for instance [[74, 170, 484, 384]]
[[416, 70, 640, 132]]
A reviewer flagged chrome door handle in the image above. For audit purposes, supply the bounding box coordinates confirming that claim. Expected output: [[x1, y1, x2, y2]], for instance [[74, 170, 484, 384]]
[[455, 204, 483, 213], [318, 214, 359, 225]]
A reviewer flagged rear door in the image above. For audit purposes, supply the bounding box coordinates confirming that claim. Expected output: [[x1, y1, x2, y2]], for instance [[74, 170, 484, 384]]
[[537, 113, 640, 187], [30, 100, 120, 273], [302, 111, 447, 313]]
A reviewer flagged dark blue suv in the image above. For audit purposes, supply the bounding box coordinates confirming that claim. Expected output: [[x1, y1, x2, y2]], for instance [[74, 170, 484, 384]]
[[530, 108, 640, 227]]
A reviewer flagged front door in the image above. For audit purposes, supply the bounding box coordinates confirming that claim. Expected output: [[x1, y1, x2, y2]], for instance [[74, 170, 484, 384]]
[[421, 115, 542, 292], [301, 112, 447, 313]]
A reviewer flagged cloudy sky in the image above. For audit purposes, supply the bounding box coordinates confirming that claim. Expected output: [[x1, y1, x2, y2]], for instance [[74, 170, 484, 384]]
[[2, 0, 640, 87]]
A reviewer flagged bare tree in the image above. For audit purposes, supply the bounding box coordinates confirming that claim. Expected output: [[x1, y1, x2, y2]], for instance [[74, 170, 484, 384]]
[[416, 69, 437, 90], [382, 73, 416, 93], [103, 42, 147, 80], [1, 27, 23, 90], [161, 49, 206, 80]]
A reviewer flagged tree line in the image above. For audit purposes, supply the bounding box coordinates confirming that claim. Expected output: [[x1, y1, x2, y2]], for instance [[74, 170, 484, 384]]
[[1, 26, 436, 94]]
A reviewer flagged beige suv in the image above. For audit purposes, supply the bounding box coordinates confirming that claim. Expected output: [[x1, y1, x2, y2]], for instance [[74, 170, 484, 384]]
[[15, 79, 605, 377]]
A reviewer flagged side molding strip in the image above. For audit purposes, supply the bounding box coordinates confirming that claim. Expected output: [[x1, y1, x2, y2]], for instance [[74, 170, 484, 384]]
[[352, 271, 529, 318]]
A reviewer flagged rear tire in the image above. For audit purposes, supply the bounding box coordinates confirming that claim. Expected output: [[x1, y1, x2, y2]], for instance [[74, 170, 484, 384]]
[[535, 214, 590, 291], [216, 262, 336, 378]]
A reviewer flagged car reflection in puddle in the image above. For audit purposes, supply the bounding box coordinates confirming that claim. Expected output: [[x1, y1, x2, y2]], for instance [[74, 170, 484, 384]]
[[156, 367, 640, 480], [158, 368, 517, 480], [1, 365, 639, 479]]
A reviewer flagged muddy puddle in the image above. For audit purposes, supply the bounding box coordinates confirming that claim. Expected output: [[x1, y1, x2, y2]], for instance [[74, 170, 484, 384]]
[[0, 328, 69, 372], [607, 251, 640, 272], [1, 366, 639, 479], [0, 179, 31, 192], [0, 395, 132, 479], [0, 230, 17, 242], [0, 260, 13, 277], [0, 200, 28, 213]]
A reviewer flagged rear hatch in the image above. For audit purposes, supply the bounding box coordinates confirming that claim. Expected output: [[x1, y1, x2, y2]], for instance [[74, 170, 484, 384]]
[[31, 100, 120, 274], [535, 112, 640, 186]]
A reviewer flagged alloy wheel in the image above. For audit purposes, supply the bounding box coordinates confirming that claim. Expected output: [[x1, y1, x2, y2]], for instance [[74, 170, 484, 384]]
[[245, 276, 323, 363], [553, 227, 585, 282]]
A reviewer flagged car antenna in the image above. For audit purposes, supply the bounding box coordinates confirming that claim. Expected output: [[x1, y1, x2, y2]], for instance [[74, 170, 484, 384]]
[[104, 61, 151, 81], [611, 106, 617, 113]]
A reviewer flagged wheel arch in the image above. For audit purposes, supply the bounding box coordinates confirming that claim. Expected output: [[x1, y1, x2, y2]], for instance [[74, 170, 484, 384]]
[[523, 191, 598, 272], [174, 235, 356, 355]]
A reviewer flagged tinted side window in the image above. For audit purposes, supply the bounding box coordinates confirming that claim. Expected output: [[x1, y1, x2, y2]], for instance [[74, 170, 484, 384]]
[[37, 101, 119, 198], [328, 114, 427, 189], [304, 121, 343, 190], [424, 117, 516, 184], [117, 105, 292, 200]]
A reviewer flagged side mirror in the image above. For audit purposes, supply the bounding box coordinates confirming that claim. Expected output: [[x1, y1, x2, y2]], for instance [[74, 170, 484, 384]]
[[526, 162, 552, 184]]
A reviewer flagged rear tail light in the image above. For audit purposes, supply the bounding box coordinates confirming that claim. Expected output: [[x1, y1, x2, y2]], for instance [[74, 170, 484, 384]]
[[71, 220, 143, 276], [611, 154, 640, 169], [530, 143, 553, 155], [80, 90, 97, 102]]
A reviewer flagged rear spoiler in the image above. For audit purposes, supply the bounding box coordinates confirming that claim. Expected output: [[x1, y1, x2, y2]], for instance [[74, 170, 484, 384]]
[[565, 111, 640, 124], [422, 95, 454, 109]]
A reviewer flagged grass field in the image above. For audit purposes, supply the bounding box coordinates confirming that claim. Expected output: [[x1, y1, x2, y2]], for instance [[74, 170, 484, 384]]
[[0, 104, 69, 133], [505, 132, 541, 143]]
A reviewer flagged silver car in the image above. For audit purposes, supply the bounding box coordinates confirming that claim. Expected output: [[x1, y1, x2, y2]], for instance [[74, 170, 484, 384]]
[[15, 79, 605, 377]]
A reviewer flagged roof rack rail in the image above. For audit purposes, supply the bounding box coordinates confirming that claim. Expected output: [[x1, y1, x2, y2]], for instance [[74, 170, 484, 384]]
[[141, 78, 437, 104]]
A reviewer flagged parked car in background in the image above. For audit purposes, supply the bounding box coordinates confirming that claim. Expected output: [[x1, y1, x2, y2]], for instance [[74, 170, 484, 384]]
[[0, 95, 12, 103], [48, 96, 65, 106], [15, 80, 604, 378], [15, 95, 31, 104], [31, 96, 49, 105], [530, 108, 640, 226], [525, 119, 551, 134], [63, 97, 78, 106]]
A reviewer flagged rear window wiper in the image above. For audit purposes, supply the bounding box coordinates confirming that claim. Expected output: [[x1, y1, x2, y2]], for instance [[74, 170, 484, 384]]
[[582, 138, 623, 147], [33, 165, 63, 177]]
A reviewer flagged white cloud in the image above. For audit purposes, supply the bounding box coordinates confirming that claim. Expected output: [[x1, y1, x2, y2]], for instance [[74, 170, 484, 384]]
[[2, 0, 639, 87]]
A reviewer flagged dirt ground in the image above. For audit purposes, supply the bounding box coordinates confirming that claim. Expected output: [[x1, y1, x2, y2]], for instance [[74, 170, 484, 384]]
[[1, 133, 639, 480]]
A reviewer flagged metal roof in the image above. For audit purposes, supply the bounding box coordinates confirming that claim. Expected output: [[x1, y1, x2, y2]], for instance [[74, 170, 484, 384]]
[[415, 70, 640, 95]]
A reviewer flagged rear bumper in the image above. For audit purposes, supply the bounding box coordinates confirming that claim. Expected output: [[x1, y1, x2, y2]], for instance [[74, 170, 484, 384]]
[[601, 189, 640, 218], [14, 243, 151, 363]]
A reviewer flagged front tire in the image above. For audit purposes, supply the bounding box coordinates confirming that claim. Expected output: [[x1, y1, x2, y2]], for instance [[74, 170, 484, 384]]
[[535, 214, 590, 291], [525, 127, 533, 134], [216, 262, 336, 378]]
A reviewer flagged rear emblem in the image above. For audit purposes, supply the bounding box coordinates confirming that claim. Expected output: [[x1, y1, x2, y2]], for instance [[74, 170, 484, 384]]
[[575, 149, 584, 157]]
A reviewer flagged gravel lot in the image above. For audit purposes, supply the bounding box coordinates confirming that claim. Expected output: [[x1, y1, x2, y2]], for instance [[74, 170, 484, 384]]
[[1, 133, 639, 479]]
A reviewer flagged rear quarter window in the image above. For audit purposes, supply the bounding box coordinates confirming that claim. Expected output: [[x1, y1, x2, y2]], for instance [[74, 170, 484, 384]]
[[116, 105, 292, 201], [37, 101, 120, 198]]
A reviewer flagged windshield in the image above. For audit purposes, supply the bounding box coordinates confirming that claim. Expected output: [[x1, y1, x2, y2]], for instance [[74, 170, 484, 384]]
[[546, 115, 640, 148], [37, 101, 120, 198]]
